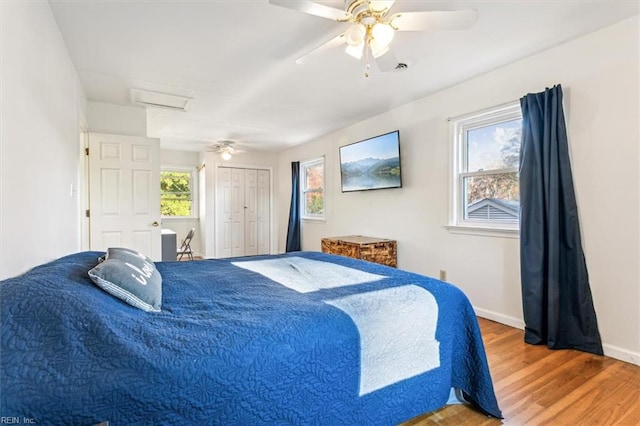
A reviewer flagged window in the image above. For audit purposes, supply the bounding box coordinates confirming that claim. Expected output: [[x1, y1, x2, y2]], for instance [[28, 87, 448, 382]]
[[301, 158, 324, 220], [161, 168, 196, 217], [450, 102, 522, 234]]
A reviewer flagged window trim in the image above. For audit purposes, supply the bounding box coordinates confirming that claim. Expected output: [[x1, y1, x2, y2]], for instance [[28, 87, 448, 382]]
[[300, 157, 325, 221], [449, 102, 522, 236], [160, 166, 198, 219]]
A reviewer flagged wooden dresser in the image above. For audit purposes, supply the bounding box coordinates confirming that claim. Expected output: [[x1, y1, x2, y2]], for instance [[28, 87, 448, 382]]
[[321, 235, 397, 267]]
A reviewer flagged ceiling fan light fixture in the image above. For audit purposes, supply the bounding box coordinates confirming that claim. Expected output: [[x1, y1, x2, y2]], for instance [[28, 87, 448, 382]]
[[345, 43, 364, 59], [345, 23, 366, 46], [221, 151, 232, 161], [371, 22, 394, 48], [269, 1, 481, 75], [370, 39, 389, 58]]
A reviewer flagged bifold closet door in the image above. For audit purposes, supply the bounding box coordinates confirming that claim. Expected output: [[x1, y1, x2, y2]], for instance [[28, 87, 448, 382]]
[[216, 167, 270, 258]]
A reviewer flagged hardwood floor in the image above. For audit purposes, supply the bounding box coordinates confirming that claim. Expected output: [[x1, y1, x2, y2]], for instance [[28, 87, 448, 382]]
[[404, 318, 640, 425]]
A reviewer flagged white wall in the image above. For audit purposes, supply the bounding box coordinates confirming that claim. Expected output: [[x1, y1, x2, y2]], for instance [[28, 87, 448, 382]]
[[0, 1, 87, 280], [202, 150, 279, 258], [87, 101, 147, 137], [160, 149, 202, 256], [278, 17, 640, 364]]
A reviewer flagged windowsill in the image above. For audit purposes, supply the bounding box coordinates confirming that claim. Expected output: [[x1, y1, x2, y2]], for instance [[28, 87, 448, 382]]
[[302, 217, 326, 223], [161, 216, 199, 221], [446, 224, 519, 239]]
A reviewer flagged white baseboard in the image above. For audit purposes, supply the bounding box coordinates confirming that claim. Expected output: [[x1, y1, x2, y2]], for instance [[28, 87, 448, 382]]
[[473, 306, 640, 366], [473, 307, 525, 330], [602, 343, 640, 366]]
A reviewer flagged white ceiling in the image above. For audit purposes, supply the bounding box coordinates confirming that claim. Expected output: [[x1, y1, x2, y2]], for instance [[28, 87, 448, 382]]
[[49, 0, 639, 152]]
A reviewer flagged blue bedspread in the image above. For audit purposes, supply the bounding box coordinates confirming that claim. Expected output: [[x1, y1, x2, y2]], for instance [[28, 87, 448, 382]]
[[1, 251, 500, 424]]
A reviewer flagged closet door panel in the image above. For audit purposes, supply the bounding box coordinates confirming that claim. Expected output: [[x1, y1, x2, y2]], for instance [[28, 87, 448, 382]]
[[215, 168, 233, 258], [230, 169, 245, 257], [244, 170, 258, 256], [257, 170, 270, 255]]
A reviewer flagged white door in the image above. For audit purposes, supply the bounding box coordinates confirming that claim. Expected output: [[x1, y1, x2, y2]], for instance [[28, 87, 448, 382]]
[[215, 167, 233, 258], [244, 169, 258, 256], [230, 168, 246, 257], [215, 166, 270, 258], [257, 170, 270, 255], [88, 133, 162, 260]]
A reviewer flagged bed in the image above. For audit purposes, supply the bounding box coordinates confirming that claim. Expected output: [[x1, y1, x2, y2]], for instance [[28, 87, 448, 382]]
[[1, 250, 501, 425]]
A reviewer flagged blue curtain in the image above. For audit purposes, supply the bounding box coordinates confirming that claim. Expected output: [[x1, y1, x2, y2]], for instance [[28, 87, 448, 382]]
[[519, 85, 603, 355], [286, 162, 301, 252]]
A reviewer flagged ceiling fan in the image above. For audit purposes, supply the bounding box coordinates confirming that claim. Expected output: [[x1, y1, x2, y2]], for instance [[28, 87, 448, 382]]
[[208, 141, 245, 161], [269, 0, 478, 75]]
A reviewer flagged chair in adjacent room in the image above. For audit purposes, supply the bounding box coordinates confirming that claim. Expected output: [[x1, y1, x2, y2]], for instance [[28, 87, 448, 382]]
[[177, 228, 195, 261]]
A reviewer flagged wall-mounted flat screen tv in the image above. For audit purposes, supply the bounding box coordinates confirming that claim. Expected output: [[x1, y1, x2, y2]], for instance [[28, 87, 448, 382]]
[[339, 130, 402, 192]]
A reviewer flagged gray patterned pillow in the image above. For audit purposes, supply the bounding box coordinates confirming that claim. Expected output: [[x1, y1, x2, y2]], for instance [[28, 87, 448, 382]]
[[88, 248, 162, 312]]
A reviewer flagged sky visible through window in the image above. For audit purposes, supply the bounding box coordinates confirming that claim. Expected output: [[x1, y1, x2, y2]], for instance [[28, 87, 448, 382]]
[[467, 119, 521, 171]]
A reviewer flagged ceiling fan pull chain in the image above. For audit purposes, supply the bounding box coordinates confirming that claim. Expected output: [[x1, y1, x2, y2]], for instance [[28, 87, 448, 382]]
[[364, 37, 371, 78]]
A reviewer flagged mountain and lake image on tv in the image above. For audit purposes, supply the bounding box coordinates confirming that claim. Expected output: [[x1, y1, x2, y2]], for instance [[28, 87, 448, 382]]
[[339, 130, 402, 192]]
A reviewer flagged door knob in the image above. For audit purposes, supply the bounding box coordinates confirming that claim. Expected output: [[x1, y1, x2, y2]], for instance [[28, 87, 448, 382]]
[[152, 221, 160, 227]]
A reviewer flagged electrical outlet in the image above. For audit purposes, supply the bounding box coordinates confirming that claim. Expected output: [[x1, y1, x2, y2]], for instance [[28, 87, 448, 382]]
[[439, 270, 447, 281]]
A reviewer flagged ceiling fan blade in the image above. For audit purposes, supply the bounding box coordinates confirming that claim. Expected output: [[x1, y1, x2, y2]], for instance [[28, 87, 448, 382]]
[[375, 46, 400, 72], [269, 1, 351, 21], [391, 9, 479, 31], [295, 33, 346, 65]]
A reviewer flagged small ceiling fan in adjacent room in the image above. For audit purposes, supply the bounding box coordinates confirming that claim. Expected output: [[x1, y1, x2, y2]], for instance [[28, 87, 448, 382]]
[[269, 0, 478, 75], [208, 141, 245, 161]]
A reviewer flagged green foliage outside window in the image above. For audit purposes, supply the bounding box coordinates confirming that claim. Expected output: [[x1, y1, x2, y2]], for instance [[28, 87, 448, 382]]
[[161, 171, 192, 216], [305, 191, 323, 215], [303, 161, 324, 217]]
